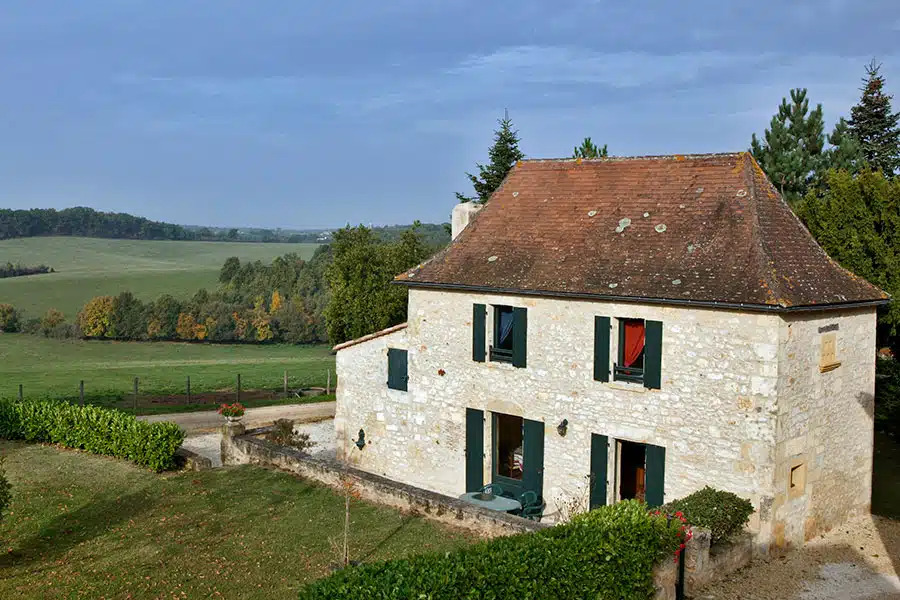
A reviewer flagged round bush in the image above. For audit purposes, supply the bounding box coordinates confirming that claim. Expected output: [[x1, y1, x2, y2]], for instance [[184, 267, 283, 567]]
[[662, 486, 753, 545]]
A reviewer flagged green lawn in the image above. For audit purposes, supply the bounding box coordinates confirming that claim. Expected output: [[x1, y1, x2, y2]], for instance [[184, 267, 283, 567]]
[[0, 442, 475, 599], [0, 236, 317, 318], [0, 334, 335, 415]]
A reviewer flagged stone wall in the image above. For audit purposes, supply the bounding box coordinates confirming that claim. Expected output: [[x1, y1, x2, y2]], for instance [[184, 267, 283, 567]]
[[223, 423, 544, 537], [337, 288, 784, 539], [772, 307, 876, 546]]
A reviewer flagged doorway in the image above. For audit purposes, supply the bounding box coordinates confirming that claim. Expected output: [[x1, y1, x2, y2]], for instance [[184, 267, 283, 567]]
[[619, 440, 647, 502]]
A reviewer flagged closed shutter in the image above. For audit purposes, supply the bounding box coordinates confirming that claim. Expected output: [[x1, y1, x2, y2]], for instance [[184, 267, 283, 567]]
[[522, 419, 544, 498], [473, 304, 486, 362], [387, 348, 408, 391], [589, 434, 608, 509], [594, 316, 610, 382], [644, 320, 663, 389], [465, 408, 484, 492], [645, 443, 666, 507], [512, 307, 528, 368]]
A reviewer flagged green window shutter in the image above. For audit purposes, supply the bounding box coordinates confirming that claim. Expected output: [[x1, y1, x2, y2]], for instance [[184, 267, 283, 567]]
[[473, 304, 486, 363], [512, 307, 528, 368], [465, 408, 484, 492], [522, 419, 544, 498], [387, 348, 408, 391], [589, 434, 608, 509], [645, 443, 666, 507], [644, 320, 663, 389], [593, 316, 610, 382]]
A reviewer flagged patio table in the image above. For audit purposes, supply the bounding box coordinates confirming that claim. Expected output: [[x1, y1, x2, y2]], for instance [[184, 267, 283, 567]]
[[458, 491, 522, 513]]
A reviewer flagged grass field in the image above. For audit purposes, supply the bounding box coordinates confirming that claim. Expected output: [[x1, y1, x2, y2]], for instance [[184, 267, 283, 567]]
[[0, 236, 318, 318], [0, 442, 475, 599], [0, 334, 335, 415]]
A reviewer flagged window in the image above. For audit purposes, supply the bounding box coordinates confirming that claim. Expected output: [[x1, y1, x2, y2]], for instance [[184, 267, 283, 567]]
[[387, 348, 408, 391], [494, 413, 524, 481], [789, 460, 807, 498], [614, 318, 646, 383], [491, 305, 515, 363], [819, 332, 841, 373]]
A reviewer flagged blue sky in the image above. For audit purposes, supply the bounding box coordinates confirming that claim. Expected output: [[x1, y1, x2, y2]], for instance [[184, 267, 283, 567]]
[[1, 1, 898, 229]]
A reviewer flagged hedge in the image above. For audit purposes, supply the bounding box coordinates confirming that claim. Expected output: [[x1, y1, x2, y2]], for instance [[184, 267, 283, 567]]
[[662, 486, 753, 545], [298, 500, 685, 600], [0, 398, 184, 471]]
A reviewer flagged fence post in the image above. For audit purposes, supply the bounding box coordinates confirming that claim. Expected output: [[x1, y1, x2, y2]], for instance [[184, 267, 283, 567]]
[[18, 383, 23, 401], [283, 370, 288, 395], [186, 376, 191, 404], [80, 380, 85, 405], [237, 373, 241, 403], [327, 369, 331, 395], [133, 377, 139, 414]]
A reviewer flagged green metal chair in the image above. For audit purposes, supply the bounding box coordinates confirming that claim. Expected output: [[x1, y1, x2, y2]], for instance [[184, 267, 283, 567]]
[[522, 501, 545, 522], [519, 490, 538, 509]]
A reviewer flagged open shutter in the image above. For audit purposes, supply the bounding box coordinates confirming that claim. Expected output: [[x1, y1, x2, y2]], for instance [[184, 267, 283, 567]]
[[465, 408, 484, 492], [473, 304, 486, 363], [593, 316, 610, 382], [644, 320, 663, 389], [522, 419, 544, 498], [645, 443, 666, 507], [589, 434, 608, 509], [512, 307, 527, 368], [387, 348, 408, 391]]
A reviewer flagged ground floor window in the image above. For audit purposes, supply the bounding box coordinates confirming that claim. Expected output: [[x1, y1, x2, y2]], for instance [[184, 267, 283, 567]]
[[494, 413, 524, 480]]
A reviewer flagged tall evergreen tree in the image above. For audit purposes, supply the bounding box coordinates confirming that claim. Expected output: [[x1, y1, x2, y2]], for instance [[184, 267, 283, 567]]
[[751, 88, 827, 204], [848, 61, 900, 175], [573, 137, 608, 159], [456, 112, 525, 203]]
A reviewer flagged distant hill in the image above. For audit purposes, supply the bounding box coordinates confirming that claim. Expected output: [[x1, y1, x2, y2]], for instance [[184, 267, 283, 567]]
[[1, 207, 450, 246]]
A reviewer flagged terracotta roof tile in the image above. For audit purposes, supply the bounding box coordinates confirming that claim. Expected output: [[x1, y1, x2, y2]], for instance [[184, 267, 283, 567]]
[[398, 153, 886, 310]]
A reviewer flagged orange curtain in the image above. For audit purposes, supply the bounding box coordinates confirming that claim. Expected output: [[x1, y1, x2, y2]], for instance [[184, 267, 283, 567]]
[[623, 321, 645, 367]]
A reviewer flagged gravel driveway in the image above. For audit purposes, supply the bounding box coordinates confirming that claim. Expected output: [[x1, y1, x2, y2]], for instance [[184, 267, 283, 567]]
[[698, 515, 900, 600]]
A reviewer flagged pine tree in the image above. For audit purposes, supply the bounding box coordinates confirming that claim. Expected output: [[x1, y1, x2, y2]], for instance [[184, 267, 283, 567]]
[[573, 137, 608, 159], [750, 88, 827, 205], [456, 112, 525, 203], [848, 61, 900, 175]]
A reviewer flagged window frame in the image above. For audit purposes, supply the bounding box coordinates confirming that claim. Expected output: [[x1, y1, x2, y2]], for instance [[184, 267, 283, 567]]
[[489, 304, 515, 364], [614, 318, 646, 384]]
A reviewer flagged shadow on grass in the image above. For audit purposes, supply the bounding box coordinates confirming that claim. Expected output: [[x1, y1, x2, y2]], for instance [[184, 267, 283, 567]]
[[0, 491, 153, 569], [359, 516, 413, 563]]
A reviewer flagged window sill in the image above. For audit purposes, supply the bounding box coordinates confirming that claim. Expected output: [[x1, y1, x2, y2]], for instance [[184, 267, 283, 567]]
[[819, 361, 841, 373], [608, 380, 648, 393]]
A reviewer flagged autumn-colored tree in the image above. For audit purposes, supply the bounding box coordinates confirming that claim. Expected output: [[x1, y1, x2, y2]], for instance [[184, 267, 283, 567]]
[[251, 297, 274, 341], [40, 308, 66, 336], [176, 312, 198, 340], [270, 289, 284, 313], [78, 296, 115, 338], [232, 311, 249, 340], [203, 316, 217, 340]]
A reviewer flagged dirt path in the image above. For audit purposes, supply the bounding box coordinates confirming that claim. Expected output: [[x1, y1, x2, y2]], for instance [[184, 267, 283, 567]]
[[139, 401, 335, 432], [698, 515, 900, 600]]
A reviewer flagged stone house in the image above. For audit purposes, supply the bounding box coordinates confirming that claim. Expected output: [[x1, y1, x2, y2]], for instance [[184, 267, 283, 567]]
[[334, 152, 887, 549]]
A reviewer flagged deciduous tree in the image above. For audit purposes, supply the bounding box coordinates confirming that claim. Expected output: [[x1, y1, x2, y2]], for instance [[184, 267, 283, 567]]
[[78, 296, 115, 338]]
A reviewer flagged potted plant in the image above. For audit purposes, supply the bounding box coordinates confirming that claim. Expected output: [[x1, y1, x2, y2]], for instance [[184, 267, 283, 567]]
[[218, 402, 245, 423]]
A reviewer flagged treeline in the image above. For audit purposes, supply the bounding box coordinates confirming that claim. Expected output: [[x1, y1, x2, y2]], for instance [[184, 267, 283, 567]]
[[0, 222, 440, 346], [0, 207, 196, 241], [0, 263, 53, 278]]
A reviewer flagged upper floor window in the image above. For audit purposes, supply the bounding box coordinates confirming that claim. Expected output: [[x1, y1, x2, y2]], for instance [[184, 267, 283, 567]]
[[614, 318, 645, 384], [472, 303, 527, 368]]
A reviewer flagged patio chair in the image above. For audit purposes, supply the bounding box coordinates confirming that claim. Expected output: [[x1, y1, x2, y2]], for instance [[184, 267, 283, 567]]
[[519, 490, 538, 509], [522, 501, 545, 522]]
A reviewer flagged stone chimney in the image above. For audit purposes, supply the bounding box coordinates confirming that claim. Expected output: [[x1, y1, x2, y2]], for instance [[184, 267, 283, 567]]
[[451, 202, 483, 240]]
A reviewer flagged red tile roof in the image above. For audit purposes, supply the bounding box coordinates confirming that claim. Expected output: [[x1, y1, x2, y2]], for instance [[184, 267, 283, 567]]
[[398, 153, 887, 310], [332, 322, 407, 352]]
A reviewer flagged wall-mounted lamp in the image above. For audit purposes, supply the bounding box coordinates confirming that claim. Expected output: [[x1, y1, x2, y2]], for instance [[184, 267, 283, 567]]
[[354, 428, 366, 450], [557, 419, 569, 437]]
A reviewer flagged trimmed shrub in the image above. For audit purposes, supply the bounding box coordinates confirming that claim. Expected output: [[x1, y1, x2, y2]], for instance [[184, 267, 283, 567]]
[[662, 487, 753, 545], [0, 399, 184, 471], [298, 500, 685, 600]]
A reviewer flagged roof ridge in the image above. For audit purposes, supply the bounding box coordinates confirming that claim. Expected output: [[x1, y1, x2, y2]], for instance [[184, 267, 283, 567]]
[[520, 152, 744, 163], [743, 153, 783, 306]]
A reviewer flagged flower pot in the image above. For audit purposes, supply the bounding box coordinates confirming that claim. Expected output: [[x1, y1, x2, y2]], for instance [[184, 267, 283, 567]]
[[225, 415, 243, 423]]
